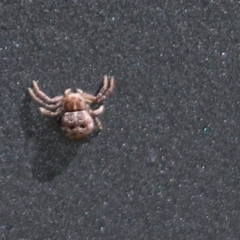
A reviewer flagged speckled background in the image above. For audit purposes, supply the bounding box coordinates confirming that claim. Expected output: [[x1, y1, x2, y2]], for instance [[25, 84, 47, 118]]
[[1, 1, 240, 239]]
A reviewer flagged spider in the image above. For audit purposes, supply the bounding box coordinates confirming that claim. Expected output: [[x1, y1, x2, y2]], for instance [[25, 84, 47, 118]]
[[28, 75, 115, 140]]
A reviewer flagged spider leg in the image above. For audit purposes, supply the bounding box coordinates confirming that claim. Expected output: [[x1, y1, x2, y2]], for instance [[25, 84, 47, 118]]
[[94, 117, 103, 130], [95, 75, 115, 103], [91, 106, 104, 130], [64, 88, 71, 96], [103, 76, 115, 97], [76, 76, 114, 105], [99, 75, 109, 94], [30, 81, 63, 103], [28, 87, 62, 109], [77, 90, 97, 104], [84, 104, 104, 129], [92, 105, 104, 116], [39, 107, 64, 117], [76, 89, 83, 94]]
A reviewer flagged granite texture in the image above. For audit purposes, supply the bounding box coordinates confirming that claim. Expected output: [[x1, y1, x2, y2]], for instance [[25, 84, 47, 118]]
[[0, 1, 240, 239]]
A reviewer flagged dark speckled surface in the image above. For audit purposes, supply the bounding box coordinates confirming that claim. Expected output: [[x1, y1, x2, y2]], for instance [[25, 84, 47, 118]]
[[1, 1, 240, 239]]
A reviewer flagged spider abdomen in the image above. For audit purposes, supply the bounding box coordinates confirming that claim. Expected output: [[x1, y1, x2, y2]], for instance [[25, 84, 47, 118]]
[[61, 111, 94, 140]]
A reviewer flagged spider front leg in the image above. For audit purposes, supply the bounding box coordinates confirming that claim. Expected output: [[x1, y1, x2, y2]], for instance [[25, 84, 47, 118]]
[[76, 89, 96, 104], [28, 81, 63, 109], [77, 75, 115, 104], [95, 75, 115, 104]]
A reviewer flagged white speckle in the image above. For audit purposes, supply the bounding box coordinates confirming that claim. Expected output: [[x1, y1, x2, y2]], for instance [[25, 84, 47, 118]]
[[221, 52, 227, 60]]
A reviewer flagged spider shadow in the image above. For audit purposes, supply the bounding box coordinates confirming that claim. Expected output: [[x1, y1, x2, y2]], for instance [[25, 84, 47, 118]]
[[20, 91, 98, 182]]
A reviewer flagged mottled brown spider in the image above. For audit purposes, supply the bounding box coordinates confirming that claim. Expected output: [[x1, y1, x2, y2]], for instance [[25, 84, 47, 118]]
[[28, 75, 115, 140]]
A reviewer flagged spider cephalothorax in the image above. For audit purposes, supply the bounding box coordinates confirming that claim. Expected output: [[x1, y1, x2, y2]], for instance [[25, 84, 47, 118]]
[[28, 75, 115, 140]]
